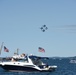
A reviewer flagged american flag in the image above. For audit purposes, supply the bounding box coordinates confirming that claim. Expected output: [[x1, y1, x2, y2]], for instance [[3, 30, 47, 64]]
[[38, 47, 45, 52], [4, 46, 9, 52]]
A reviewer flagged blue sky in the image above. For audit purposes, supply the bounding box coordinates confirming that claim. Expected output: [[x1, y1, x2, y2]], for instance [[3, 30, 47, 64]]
[[0, 0, 76, 57]]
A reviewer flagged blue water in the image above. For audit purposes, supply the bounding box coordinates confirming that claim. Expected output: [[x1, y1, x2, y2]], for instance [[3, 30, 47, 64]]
[[0, 58, 76, 75]]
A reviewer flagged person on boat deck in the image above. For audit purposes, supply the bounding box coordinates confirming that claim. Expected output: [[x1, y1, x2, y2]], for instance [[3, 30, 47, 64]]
[[21, 53, 25, 57], [11, 58, 16, 62]]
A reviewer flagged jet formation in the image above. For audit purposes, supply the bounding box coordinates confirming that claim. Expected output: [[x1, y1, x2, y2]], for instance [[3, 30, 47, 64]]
[[40, 25, 48, 32]]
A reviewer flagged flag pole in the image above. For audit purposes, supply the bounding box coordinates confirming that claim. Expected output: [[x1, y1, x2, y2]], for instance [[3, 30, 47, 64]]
[[0, 42, 4, 55]]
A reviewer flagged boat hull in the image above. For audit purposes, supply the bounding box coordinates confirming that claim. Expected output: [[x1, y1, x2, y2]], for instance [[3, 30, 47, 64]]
[[0, 65, 39, 72], [0, 64, 56, 72]]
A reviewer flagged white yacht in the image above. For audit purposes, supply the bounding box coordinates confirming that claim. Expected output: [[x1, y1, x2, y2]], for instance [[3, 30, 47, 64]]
[[0, 54, 57, 72]]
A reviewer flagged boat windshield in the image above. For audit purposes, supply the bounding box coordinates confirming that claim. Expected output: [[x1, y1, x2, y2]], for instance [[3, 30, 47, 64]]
[[31, 58, 43, 65]]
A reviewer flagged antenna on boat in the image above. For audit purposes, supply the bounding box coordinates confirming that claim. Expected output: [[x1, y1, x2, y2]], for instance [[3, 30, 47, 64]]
[[0, 42, 4, 55], [17, 48, 19, 55], [14, 48, 19, 55]]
